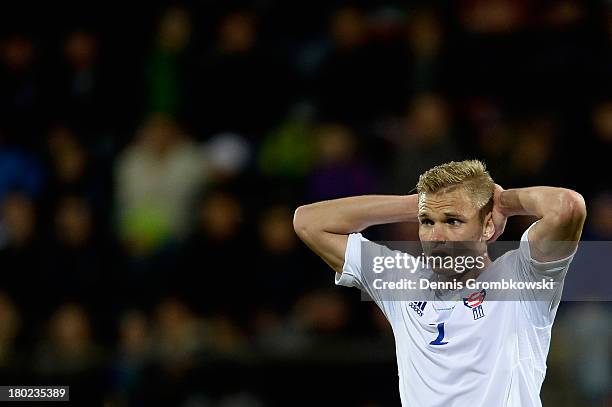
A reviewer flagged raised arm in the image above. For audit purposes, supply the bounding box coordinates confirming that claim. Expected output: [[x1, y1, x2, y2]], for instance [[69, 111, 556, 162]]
[[293, 195, 419, 273], [495, 186, 587, 262]]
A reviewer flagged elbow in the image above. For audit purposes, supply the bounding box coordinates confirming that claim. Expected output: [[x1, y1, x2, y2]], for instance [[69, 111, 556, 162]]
[[554, 189, 587, 227], [293, 205, 312, 242]]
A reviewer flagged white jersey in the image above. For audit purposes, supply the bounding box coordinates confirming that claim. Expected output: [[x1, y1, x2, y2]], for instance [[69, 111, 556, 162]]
[[334, 222, 575, 407]]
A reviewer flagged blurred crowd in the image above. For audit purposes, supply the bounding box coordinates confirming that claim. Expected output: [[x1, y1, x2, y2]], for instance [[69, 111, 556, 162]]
[[0, 1, 611, 406]]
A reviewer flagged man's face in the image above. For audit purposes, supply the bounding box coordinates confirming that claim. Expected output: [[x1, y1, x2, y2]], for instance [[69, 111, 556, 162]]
[[418, 186, 491, 273]]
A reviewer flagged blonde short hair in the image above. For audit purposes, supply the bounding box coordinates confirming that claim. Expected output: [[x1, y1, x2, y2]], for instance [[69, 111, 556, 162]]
[[416, 160, 495, 215]]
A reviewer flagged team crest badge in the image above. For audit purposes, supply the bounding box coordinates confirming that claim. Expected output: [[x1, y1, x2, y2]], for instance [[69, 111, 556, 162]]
[[463, 289, 486, 320]]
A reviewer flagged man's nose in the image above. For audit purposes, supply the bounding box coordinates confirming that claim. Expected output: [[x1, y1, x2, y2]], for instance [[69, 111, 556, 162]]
[[429, 227, 446, 242]]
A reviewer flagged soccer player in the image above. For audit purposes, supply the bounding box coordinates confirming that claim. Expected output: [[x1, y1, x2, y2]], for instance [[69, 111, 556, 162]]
[[293, 160, 586, 406]]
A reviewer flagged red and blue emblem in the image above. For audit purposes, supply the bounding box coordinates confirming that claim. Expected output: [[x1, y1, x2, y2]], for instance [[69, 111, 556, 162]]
[[463, 289, 486, 320]]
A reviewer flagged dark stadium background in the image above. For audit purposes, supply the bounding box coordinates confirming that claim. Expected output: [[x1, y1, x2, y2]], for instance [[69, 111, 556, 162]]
[[0, 1, 610, 406]]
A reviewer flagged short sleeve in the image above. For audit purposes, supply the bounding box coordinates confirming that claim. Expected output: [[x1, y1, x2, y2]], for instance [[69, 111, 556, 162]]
[[517, 221, 578, 327], [334, 233, 368, 289], [518, 221, 577, 280], [334, 233, 406, 323]]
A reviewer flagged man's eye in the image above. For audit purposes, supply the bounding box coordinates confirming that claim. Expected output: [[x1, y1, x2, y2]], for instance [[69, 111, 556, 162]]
[[447, 218, 462, 225], [420, 219, 433, 225]]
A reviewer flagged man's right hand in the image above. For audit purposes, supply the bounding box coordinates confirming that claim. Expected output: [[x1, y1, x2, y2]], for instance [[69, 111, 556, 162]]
[[488, 184, 507, 242]]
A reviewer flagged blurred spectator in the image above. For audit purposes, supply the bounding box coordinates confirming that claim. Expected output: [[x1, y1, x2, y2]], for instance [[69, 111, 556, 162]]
[[592, 101, 612, 143], [0, 192, 46, 321], [459, 0, 528, 34], [51, 30, 105, 133], [192, 11, 289, 136], [35, 303, 102, 375], [254, 205, 313, 318], [584, 191, 612, 240], [0, 35, 44, 141], [569, 100, 612, 195], [561, 303, 612, 405], [258, 105, 316, 180], [389, 93, 462, 193], [0, 142, 44, 205], [115, 114, 207, 257], [135, 297, 251, 406], [43, 195, 111, 320], [110, 309, 152, 402], [451, 1, 557, 102], [405, 8, 447, 93], [44, 123, 115, 229], [0, 192, 36, 249], [0, 292, 21, 368], [462, 98, 514, 185], [151, 298, 207, 373], [180, 189, 246, 316], [307, 124, 378, 201], [47, 125, 87, 188], [315, 7, 393, 123], [204, 132, 251, 182], [118, 310, 151, 366], [507, 117, 558, 185], [541, 1, 585, 28], [147, 7, 192, 116], [255, 289, 350, 355], [64, 31, 97, 95], [54, 195, 94, 251], [292, 290, 350, 335]]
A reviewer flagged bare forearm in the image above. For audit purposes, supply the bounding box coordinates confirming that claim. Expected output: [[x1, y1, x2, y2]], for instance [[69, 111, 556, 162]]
[[294, 194, 419, 235], [293, 195, 419, 273], [498, 186, 586, 247], [499, 187, 583, 219]]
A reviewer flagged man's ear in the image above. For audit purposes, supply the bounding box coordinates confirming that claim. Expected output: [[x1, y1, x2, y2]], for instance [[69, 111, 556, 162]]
[[483, 211, 495, 240]]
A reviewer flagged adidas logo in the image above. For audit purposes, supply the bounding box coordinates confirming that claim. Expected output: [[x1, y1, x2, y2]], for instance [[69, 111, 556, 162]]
[[409, 301, 427, 317]]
